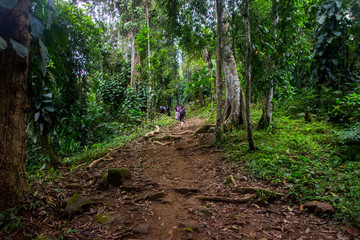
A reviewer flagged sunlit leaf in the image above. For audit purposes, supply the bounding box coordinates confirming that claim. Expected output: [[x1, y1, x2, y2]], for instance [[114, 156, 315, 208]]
[[317, 15, 326, 25], [43, 92, 52, 98], [10, 38, 29, 57], [45, 106, 55, 112], [29, 14, 44, 38], [0, 0, 17, 9], [0, 36, 7, 50], [34, 112, 40, 121]]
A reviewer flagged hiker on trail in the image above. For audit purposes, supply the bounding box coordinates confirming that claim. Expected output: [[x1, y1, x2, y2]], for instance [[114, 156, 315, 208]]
[[179, 106, 186, 129], [160, 106, 165, 114], [175, 106, 180, 120]]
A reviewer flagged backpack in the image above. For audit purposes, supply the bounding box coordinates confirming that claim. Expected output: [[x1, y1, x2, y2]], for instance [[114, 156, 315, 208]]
[[180, 108, 186, 116]]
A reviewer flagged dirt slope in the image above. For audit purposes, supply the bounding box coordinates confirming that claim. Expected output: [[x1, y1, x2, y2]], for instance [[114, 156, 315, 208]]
[[5, 118, 357, 240]]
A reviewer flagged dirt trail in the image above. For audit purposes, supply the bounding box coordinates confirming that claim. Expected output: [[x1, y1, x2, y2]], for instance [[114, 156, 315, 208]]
[[14, 118, 356, 240]]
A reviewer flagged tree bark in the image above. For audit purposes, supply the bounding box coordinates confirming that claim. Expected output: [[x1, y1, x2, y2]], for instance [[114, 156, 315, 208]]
[[39, 131, 60, 169], [258, 79, 274, 129], [0, 0, 31, 209], [145, 1, 152, 123], [215, 0, 224, 142], [222, 16, 246, 128], [244, 0, 255, 151], [129, 31, 136, 88]]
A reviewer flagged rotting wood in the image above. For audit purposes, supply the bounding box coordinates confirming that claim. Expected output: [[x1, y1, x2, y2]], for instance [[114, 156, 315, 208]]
[[145, 125, 160, 138], [195, 193, 256, 203]]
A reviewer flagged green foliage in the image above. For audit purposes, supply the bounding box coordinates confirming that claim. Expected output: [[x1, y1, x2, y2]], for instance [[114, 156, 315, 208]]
[[332, 87, 360, 123], [221, 108, 360, 225], [0, 208, 23, 234]]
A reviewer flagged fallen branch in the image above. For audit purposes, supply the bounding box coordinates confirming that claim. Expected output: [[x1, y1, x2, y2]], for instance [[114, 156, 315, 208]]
[[194, 193, 256, 204]]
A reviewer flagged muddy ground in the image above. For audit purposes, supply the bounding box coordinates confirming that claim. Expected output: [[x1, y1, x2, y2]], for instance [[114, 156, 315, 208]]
[[2, 118, 358, 240]]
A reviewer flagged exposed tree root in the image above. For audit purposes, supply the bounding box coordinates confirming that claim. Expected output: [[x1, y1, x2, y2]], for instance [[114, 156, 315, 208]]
[[87, 144, 124, 169], [151, 135, 181, 142], [195, 193, 257, 203], [145, 125, 160, 138], [153, 141, 172, 146], [171, 130, 194, 135], [194, 124, 216, 134], [173, 187, 201, 195], [233, 187, 283, 198]]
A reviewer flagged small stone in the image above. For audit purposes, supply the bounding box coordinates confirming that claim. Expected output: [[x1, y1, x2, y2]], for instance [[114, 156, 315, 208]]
[[302, 201, 335, 215], [147, 192, 166, 201], [65, 193, 92, 214], [133, 224, 149, 234], [35, 234, 50, 240], [65, 183, 83, 190], [95, 212, 117, 224], [107, 168, 132, 187]]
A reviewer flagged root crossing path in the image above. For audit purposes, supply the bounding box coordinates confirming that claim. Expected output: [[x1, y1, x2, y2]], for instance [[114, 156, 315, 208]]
[[29, 118, 353, 240]]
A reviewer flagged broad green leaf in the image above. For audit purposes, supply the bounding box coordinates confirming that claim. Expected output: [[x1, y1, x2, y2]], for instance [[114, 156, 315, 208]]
[[29, 15, 44, 38], [332, 59, 338, 65], [45, 106, 55, 112], [0, 0, 17, 9], [10, 38, 29, 57], [335, 14, 342, 20], [39, 39, 49, 76], [327, 37, 334, 44], [335, 0, 341, 8], [43, 92, 52, 98], [0, 36, 7, 50], [34, 112, 40, 121], [333, 31, 341, 37], [317, 15, 326, 25]]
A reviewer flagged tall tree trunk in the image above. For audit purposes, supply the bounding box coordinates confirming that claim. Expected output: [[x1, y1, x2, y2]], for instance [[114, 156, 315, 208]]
[[215, 0, 224, 142], [129, 30, 136, 89], [244, 0, 255, 151], [0, 0, 31, 209], [258, 78, 273, 129], [145, 1, 152, 123], [222, 15, 246, 128]]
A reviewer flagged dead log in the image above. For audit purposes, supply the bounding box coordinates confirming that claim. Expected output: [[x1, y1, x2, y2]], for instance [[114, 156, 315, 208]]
[[194, 194, 256, 204]]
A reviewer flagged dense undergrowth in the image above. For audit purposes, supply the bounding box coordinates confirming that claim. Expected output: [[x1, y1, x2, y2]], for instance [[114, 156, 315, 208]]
[[190, 101, 360, 227]]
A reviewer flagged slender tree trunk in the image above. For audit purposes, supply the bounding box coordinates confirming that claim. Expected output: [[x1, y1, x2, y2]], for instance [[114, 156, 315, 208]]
[[129, 30, 136, 89], [215, 0, 224, 142], [222, 16, 246, 128], [244, 0, 255, 151], [39, 131, 59, 169], [145, 1, 152, 123], [0, 0, 31, 209], [258, 79, 273, 129]]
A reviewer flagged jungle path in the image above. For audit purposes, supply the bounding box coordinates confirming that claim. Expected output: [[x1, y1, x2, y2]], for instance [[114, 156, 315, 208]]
[[27, 118, 355, 240]]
